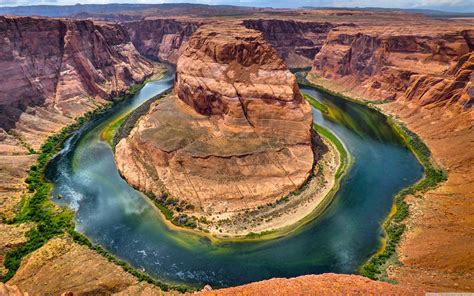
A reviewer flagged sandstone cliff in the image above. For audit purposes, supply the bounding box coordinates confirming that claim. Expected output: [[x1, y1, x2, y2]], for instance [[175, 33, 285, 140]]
[[242, 19, 339, 68], [308, 20, 474, 292], [198, 274, 423, 296], [115, 23, 314, 235], [0, 16, 156, 148], [125, 19, 199, 63], [126, 18, 343, 68], [311, 25, 473, 108], [0, 16, 158, 280]]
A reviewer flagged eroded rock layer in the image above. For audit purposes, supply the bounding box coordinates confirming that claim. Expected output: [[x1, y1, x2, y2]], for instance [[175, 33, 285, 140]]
[[306, 21, 474, 292], [116, 24, 314, 223], [125, 19, 199, 63], [198, 274, 424, 296], [0, 16, 158, 279], [0, 16, 156, 148], [242, 19, 338, 68], [311, 25, 474, 108]]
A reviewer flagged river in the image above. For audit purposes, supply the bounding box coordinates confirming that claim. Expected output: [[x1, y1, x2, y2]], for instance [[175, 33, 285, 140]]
[[46, 73, 423, 288]]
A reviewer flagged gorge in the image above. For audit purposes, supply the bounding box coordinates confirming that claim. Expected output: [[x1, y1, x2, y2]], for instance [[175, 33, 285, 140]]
[[0, 5, 473, 295], [115, 24, 324, 237]]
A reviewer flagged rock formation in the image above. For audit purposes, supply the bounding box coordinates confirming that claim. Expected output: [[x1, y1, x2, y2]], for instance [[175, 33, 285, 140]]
[[126, 18, 342, 68], [1, 8, 473, 294], [404, 51, 473, 108], [307, 19, 474, 292], [115, 24, 314, 232], [197, 274, 424, 295], [7, 237, 160, 295], [242, 19, 340, 68], [0, 16, 157, 148], [0, 283, 27, 296], [125, 19, 199, 63], [0, 16, 159, 280], [311, 25, 473, 107]]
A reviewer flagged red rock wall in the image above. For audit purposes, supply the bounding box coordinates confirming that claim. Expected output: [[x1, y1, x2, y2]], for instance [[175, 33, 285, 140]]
[[0, 16, 155, 146], [311, 27, 473, 107], [243, 19, 341, 68], [125, 19, 199, 63]]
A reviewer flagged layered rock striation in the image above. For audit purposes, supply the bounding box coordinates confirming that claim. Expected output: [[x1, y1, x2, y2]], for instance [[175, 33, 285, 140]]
[[0, 16, 156, 147], [125, 19, 199, 63], [308, 20, 474, 292], [0, 16, 158, 276], [311, 25, 473, 108], [116, 24, 314, 233], [242, 19, 339, 68]]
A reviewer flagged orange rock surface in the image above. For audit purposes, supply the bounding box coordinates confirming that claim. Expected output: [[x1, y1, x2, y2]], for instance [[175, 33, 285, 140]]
[[0, 8, 473, 295], [197, 274, 423, 296], [115, 24, 315, 235]]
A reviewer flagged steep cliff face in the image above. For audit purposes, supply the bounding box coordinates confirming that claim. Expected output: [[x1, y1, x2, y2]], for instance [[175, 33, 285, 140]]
[[0, 16, 158, 233], [243, 19, 339, 68], [0, 16, 156, 148], [404, 51, 473, 108], [311, 26, 473, 107], [116, 24, 314, 235], [124, 18, 335, 67], [125, 19, 199, 63]]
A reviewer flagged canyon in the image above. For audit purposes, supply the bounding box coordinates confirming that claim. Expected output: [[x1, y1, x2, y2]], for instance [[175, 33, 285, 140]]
[[307, 19, 474, 291], [0, 16, 162, 285], [115, 23, 320, 236], [0, 5, 472, 295]]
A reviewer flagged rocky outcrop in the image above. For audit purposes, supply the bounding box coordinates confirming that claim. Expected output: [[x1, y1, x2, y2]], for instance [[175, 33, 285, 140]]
[[0, 283, 27, 296], [311, 26, 473, 107], [116, 23, 314, 235], [125, 19, 199, 63], [198, 274, 424, 295], [125, 18, 338, 67], [0, 16, 156, 148], [8, 237, 163, 295], [243, 19, 339, 68], [125, 18, 337, 67], [404, 51, 473, 108]]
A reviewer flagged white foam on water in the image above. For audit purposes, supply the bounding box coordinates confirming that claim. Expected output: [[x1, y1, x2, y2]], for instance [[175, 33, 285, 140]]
[[67, 188, 85, 211]]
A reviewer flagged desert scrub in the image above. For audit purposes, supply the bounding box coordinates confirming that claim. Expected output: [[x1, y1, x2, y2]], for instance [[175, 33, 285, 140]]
[[146, 192, 199, 230]]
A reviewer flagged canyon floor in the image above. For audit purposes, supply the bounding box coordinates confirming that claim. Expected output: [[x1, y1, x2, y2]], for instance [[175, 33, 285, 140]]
[[0, 4, 472, 295]]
